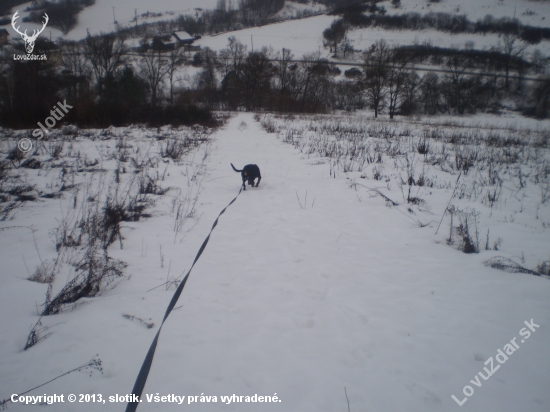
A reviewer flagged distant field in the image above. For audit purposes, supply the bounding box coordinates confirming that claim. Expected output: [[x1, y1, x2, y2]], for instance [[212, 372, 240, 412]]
[[385, 0, 550, 28], [2, 0, 220, 40], [2, 0, 550, 43], [65, 0, 220, 39], [195, 13, 550, 61]]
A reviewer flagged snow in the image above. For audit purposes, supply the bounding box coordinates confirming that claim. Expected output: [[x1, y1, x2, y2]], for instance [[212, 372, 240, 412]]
[[1, 0, 218, 41], [2, 0, 550, 60], [346, 27, 550, 56], [61, 0, 216, 40], [194, 10, 550, 59], [195, 15, 336, 58], [173, 31, 195, 41], [1, 113, 549, 411], [273, 1, 327, 20], [62, 0, 222, 40], [386, 0, 550, 28]]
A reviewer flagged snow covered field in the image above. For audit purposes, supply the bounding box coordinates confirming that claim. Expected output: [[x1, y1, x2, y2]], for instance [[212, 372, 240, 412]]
[[2, 0, 220, 40], [3, 0, 550, 53], [195, 18, 550, 61], [62, 0, 221, 40], [1, 113, 549, 411], [196, 15, 336, 58], [194, 1, 550, 59], [386, 0, 550, 28]]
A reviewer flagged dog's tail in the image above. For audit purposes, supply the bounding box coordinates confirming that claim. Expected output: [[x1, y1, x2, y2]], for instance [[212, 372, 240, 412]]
[[230, 163, 242, 173]]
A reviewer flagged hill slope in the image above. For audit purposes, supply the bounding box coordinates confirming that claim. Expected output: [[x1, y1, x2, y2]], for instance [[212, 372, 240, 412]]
[[1, 113, 549, 411]]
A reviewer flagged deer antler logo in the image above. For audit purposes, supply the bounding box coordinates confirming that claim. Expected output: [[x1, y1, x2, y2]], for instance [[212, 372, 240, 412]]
[[11, 10, 49, 54]]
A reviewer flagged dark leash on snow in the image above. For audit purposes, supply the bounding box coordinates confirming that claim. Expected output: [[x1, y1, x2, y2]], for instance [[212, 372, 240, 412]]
[[125, 187, 243, 412]]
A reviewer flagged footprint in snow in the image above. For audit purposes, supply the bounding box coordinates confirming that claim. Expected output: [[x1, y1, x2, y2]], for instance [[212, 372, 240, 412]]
[[338, 304, 368, 324]]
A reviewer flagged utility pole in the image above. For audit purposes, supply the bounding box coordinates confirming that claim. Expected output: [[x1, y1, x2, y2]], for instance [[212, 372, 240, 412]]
[[112, 7, 116, 24], [135, 9, 138, 27]]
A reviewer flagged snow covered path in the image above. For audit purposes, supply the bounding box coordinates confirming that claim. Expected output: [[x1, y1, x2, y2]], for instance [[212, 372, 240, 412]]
[[1, 113, 549, 412], [128, 113, 550, 411]]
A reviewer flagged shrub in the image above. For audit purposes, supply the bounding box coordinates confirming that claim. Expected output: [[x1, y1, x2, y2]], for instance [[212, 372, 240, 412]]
[[161, 137, 195, 161], [416, 139, 430, 155], [448, 207, 480, 254], [102, 194, 148, 247], [42, 250, 125, 315], [24, 317, 55, 350], [46, 140, 64, 159], [29, 260, 56, 284], [344, 67, 362, 78], [454, 146, 479, 174], [536, 260, 550, 276], [20, 158, 43, 169], [7, 146, 26, 165], [138, 175, 168, 195]]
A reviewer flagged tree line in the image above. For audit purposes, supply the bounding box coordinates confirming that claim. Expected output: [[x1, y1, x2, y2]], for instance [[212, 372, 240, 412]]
[[0, 36, 213, 128], [190, 36, 550, 119], [1, 32, 549, 131], [333, 8, 550, 45]]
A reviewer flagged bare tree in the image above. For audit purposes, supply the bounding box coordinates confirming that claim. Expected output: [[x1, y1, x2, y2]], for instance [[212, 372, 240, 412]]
[[420, 72, 440, 115], [442, 55, 469, 114], [85, 34, 126, 99], [59, 40, 91, 101], [287, 52, 318, 109], [273, 47, 293, 96], [218, 36, 247, 79], [530, 75, 550, 118], [363, 39, 391, 118], [241, 47, 274, 110], [499, 32, 528, 90], [386, 48, 409, 119], [195, 48, 219, 108], [165, 48, 186, 105], [140, 49, 169, 107], [530, 49, 549, 75], [341, 36, 354, 58], [400, 71, 419, 115], [294, 52, 332, 112]]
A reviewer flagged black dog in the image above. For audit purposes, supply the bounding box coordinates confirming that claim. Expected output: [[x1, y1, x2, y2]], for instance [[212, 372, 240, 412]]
[[231, 163, 261, 190]]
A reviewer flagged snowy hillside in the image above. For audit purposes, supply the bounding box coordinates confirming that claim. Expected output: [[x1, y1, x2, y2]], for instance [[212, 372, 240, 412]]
[[386, 0, 550, 28], [195, 14, 550, 60], [63, 0, 220, 40], [3, 0, 550, 45], [2, 0, 220, 40], [1, 113, 549, 411]]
